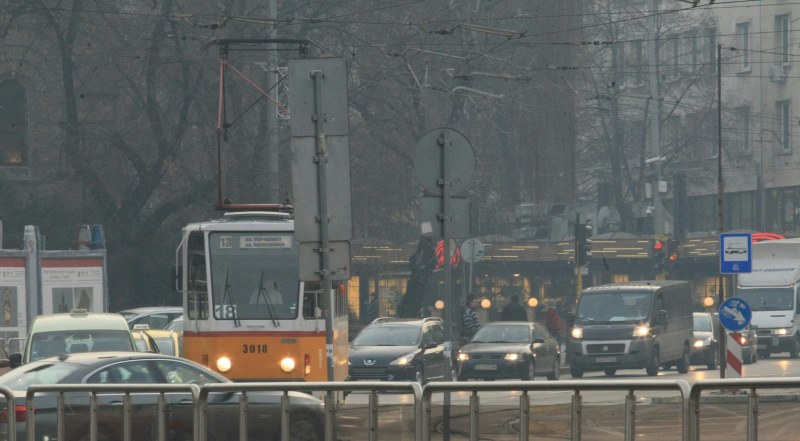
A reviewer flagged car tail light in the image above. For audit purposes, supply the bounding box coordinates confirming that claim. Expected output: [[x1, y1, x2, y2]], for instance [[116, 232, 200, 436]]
[[0, 405, 29, 422]]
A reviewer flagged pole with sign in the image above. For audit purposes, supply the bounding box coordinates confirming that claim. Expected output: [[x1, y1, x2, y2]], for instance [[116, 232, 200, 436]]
[[718, 233, 752, 378]]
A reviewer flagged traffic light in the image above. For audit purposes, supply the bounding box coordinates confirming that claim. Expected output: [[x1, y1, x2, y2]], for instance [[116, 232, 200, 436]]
[[575, 223, 593, 266], [667, 239, 680, 263], [651, 239, 665, 270]]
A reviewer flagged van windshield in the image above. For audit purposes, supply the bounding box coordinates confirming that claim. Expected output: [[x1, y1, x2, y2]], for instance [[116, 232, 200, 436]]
[[576, 291, 653, 323], [737, 288, 794, 311]]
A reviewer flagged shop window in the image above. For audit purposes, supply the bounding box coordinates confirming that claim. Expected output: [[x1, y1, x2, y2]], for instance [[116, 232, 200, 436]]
[[0, 80, 28, 167]]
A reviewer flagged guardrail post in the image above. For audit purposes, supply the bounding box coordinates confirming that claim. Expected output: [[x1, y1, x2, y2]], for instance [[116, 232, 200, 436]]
[[469, 391, 479, 441], [157, 392, 167, 441], [747, 388, 757, 441], [519, 392, 530, 441], [281, 392, 290, 441], [571, 391, 582, 441], [324, 390, 336, 441], [624, 390, 636, 441], [240, 392, 249, 441], [369, 390, 379, 441]]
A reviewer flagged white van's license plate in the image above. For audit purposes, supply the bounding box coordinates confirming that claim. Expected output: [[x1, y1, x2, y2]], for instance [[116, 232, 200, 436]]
[[595, 356, 616, 363]]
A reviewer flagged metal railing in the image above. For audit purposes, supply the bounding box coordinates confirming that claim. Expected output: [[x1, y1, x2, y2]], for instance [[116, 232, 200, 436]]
[[5, 379, 800, 441]]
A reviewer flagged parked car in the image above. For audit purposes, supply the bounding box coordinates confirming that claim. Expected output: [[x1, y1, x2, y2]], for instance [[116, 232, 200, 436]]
[[10, 309, 137, 368], [131, 325, 183, 357], [0, 352, 324, 441], [165, 315, 183, 332], [347, 317, 446, 383], [457, 321, 560, 381], [691, 312, 720, 370], [118, 306, 183, 330]]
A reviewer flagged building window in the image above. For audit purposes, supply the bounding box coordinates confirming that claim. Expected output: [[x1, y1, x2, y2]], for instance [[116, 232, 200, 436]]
[[0, 80, 28, 167], [776, 100, 791, 153], [776, 14, 790, 65], [732, 106, 751, 154], [736, 22, 750, 70], [708, 28, 717, 72]]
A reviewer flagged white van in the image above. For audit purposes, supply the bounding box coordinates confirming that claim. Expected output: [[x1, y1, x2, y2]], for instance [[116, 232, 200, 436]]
[[10, 309, 136, 368], [736, 238, 800, 358]]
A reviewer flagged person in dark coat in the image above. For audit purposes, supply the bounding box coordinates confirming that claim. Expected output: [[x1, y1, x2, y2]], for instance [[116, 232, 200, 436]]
[[461, 294, 481, 340], [500, 294, 529, 321], [362, 292, 379, 324]]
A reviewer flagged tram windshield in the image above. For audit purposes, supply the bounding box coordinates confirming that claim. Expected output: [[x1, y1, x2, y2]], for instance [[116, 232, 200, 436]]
[[209, 231, 300, 321]]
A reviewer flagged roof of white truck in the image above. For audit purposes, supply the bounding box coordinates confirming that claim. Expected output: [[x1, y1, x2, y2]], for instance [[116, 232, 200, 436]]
[[739, 239, 800, 286]]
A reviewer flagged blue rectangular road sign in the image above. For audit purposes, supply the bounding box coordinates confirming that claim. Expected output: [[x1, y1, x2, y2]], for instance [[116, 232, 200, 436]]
[[720, 233, 752, 274]]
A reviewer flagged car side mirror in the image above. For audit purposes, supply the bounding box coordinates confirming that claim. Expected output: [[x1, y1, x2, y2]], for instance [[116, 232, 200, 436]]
[[9, 353, 21, 369], [424, 341, 438, 349]]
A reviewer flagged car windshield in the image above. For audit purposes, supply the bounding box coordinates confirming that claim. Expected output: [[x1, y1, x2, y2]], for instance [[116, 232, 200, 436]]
[[693, 314, 712, 332], [30, 330, 134, 361], [576, 291, 653, 323], [0, 361, 82, 390], [471, 325, 530, 343], [352, 325, 421, 346]]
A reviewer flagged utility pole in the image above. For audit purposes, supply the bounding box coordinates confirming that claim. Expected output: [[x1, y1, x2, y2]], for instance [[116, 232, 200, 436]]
[[266, 0, 280, 202], [716, 43, 727, 378], [649, 0, 664, 236]]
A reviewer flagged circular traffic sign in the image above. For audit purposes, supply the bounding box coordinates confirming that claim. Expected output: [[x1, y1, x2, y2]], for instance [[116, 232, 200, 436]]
[[413, 128, 475, 195], [460, 238, 485, 264], [718, 297, 752, 331]]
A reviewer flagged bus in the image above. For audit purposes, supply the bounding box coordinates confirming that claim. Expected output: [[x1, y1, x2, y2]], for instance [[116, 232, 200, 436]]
[[175, 209, 349, 382]]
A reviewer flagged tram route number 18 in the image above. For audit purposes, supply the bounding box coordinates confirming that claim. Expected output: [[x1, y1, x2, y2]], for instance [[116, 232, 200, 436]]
[[214, 304, 238, 319]]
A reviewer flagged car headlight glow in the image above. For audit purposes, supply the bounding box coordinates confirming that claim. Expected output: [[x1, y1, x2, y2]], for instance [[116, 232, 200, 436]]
[[571, 327, 583, 339], [693, 339, 705, 348], [280, 357, 296, 372], [774, 328, 789, 336], [740, 335, 749, 345], [457, 352, 470, 361], [633, 326, 651, 337], [390, 353, 415, 366], [216, 356, 232, 372], [504, 353, 521, 361]]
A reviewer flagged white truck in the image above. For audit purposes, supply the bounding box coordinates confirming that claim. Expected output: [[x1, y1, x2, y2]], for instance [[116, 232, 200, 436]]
[[736, 238, 800, 359]]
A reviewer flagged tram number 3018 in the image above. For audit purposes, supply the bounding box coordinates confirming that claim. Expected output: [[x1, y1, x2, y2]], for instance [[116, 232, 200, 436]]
[[243, 344, 268, 354]]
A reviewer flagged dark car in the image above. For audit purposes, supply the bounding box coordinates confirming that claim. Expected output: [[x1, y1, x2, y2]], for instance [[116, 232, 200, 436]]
[[738, 324, 758, 365], [691, 312, 720, 370], [347, 317, 445, 383], [0, 352, 324, 441], [457, 321, 560, 381]]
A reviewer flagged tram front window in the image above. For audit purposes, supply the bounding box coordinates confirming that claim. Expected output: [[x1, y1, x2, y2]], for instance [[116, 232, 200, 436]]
[[208, 232, 300, 321]]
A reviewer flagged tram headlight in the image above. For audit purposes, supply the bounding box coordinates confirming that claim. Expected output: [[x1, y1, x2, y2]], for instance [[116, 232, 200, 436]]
[[216, 356, 232, 373], [280, 357, 296, 373]]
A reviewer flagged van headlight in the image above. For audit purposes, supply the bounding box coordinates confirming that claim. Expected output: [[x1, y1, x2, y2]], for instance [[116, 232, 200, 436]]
[[571, 327, 583, 339], [390, 352, 416, 366], [633, 326, 651, 337]]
